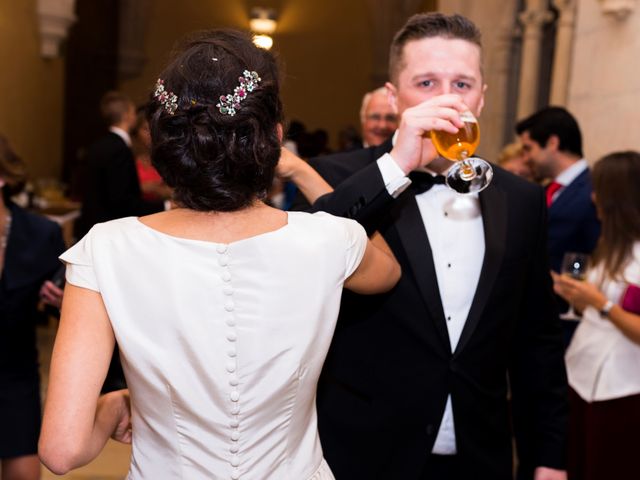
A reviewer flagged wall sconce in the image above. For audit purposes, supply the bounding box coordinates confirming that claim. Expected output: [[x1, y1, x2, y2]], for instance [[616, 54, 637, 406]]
[[249, 7, 277, 50]]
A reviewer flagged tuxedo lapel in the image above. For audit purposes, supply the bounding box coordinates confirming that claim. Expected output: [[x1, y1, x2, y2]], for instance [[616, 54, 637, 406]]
[[453, 182, 507, 357], [395, 194, 451, 349]]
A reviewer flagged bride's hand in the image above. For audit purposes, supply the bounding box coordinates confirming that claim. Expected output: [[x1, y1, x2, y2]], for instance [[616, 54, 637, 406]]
[[276, 147, 305, 180], [100, 389, 132, 444]]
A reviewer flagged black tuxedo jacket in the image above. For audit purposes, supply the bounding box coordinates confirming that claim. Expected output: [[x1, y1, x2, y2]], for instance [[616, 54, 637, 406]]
[[547, 169, 600, 272], [297, 140, 567, 479], [76, 132, 163, 237]]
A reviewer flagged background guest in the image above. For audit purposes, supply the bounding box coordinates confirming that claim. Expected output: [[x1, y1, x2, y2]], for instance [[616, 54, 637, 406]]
[[0, 134, 65, 480], [75, 91, 165, 240], [552, 150, 640, 480], [496, 141, 535, 182], [359, 86, 397, 147], [131, 108, 171, 202], [516, 107, 600, 273], [517, 106, 600, 346]]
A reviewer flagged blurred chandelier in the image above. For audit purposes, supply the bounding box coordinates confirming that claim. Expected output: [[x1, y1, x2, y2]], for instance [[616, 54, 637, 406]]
[[249, 7, 277, 50]]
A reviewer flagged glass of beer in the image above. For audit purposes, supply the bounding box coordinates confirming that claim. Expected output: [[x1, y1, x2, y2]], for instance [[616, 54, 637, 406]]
[[430, 110, 493, 194]]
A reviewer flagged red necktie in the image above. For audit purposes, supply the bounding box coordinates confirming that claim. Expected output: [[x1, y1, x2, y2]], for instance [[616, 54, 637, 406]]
[[546, 181, 562, 207]]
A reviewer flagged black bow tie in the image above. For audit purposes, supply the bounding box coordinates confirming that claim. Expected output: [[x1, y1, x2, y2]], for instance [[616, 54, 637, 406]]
[[409, 171, 447, 194]]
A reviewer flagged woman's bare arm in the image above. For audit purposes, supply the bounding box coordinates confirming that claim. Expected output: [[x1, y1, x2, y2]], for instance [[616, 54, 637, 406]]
[[553, 272, 640, 344], [39, 284, 126, 474], [345, 232, 401, 294]]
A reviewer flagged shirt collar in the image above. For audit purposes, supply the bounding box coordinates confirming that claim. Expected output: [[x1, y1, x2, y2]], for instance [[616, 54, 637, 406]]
[[555, 158, 588, 186], [109, 126, 132, 147]]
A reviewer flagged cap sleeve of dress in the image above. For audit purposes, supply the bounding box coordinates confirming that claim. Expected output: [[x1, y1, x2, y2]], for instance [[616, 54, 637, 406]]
[[342, 218, 368, 280], [59, 228, 99, 292]]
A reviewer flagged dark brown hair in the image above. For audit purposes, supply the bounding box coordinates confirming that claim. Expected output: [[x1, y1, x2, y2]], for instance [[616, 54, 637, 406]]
[[0, 134, 27, 201], [591, 151, 640, 280], [515, 106, 583, 158], [389, 13, 482, 83], [100, 91, 134, 126], [147, 29, 283, 212]]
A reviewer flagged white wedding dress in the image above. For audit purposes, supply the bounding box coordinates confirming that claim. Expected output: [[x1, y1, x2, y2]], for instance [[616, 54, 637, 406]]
[[60, 211, 367, 480]]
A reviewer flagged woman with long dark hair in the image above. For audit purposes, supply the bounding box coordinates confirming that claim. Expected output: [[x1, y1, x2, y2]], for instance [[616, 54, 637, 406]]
[[552, 151, 640, 480]]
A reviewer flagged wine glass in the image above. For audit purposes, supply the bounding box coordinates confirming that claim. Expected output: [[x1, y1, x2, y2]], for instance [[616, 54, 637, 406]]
[[559, 252, 590, 320], [430, 110, 493, 194]]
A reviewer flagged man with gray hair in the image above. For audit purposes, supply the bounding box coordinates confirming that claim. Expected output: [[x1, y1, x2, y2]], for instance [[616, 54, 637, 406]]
[[360, 87, 398, 147]]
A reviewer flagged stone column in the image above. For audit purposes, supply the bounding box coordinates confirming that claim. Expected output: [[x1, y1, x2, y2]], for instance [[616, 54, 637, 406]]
[[549, 0, 577, 105], [516, 0, 554, 119]]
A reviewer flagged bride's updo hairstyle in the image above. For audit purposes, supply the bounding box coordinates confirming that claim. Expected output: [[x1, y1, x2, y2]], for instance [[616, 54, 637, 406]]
[[147, 29, 283, 211]]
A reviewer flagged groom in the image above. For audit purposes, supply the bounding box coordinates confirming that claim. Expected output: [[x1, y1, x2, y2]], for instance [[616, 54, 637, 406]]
[[292, 13, 567, 480]]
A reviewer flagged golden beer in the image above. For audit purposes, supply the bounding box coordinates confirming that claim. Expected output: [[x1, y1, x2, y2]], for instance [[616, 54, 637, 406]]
[[430, 118, 480, 161]]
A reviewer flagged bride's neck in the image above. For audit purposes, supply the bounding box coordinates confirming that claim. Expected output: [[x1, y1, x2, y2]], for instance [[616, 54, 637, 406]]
[[174, 200, 271, 220]]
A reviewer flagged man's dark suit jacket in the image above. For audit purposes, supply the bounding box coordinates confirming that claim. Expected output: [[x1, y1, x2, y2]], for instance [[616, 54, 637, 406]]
[[547, 168, 600, 273], [296, 140, 568, 480], [76, 131, 163, 238]]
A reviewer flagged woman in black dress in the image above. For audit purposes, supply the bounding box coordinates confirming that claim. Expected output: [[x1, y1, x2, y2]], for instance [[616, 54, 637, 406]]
[[0, 135, 65, 480]]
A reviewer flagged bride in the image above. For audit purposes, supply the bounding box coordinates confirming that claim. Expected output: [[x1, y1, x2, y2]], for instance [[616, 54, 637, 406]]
[[38, 29, 400, 479]]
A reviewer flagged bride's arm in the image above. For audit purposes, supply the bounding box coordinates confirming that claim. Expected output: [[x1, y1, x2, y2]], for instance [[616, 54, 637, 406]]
[[344, 232, 401, 294], [39, 284, 127, 474]]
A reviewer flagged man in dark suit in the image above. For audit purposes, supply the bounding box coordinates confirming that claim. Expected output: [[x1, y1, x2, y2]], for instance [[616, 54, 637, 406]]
[[76, 92, 164, 393], [76, 91, 164, 239], [516, 107, 600, 345], [287, 13, 567, 480], [516, 107, 600, 273]]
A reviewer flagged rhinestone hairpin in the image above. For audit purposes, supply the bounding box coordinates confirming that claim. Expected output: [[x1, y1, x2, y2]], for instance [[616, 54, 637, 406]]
[[216, 70, 261, 116], [153, 79, 178, 115]]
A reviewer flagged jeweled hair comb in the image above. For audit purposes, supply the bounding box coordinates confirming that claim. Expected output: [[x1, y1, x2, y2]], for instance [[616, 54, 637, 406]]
[[216, 70, 262, 116], [153, 79, 178, 115]]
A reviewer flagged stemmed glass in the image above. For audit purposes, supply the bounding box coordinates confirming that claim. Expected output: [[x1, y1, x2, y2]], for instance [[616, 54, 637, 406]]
[[559, 252, 590, 320], [430, 110, 493, 194]]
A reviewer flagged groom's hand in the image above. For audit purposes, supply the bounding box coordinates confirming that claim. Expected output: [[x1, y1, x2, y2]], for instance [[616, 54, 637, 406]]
[[534, 466, 567, 480], [389, 94, 466, 174]]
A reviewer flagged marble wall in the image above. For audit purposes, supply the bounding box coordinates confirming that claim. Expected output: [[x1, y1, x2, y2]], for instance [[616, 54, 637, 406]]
[[567, 0, 640, 163]]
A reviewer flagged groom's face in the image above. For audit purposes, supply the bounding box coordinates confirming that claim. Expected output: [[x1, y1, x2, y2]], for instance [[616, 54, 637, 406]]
[[387, 36, 486, 119]]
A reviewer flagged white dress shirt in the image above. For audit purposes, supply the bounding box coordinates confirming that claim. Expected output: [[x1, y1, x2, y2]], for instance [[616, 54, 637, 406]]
[[109, 126, 132, 147], [377, 152, 485, 454], [566, 242, 640, 402]]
